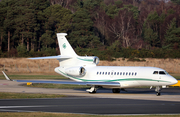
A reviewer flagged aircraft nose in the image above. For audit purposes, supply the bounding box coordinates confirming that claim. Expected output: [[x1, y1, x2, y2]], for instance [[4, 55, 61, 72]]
[[171, 77, 178, 85], [173, 79, 178, 84]]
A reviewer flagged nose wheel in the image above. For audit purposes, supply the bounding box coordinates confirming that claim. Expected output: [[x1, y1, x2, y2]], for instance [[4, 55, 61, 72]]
[[155, 86, 161, 96], [156, 92, 161, 96]]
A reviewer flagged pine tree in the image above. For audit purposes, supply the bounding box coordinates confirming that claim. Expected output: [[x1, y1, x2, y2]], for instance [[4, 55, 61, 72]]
[[38, 4, 72, 49], [164, 18, 180, 49], [3, 0, 19, 52], [0, 1, 6, 50], [142, 11, 160, 48], [144, 27, 159, 47], [69, 8, 100, 48], [69, 0, 101, 49], [171, 0, 180, 5]]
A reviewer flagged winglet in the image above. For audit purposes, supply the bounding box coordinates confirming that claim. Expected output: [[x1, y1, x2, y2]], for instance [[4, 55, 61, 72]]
[[2, 71, 12, 81]]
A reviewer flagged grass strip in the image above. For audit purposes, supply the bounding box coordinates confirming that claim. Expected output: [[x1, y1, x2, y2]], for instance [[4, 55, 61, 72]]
[[0, 112, 180, 117], [0, 92, 66, 99], [174, 76, 180, 79]]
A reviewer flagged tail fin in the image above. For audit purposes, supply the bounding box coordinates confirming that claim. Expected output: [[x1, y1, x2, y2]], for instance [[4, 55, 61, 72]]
[[28, 33, 97, 67], [57, 33, 77, 57]]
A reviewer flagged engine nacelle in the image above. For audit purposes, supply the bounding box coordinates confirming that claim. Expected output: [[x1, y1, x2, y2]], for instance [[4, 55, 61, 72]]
[[93, 56, 100, 65], [77, 56, 100, 65], [65, 67, 86, 76]]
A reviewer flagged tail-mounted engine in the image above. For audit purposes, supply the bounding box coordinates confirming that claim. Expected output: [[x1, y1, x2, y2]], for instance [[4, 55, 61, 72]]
[[77, 56, 99, 65], [65, 66, 86, 77], [93, 56, 99, 65]]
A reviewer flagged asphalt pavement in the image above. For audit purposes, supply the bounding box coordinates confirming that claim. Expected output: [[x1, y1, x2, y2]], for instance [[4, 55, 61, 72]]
[[0, 97, 180, 114], [1, 79, 180, 115]]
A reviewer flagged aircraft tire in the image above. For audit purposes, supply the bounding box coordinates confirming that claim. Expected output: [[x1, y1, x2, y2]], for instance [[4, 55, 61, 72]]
[[89, 91, 96, 94], [156, 92, 161, 96], [112, 88, 120, 93]]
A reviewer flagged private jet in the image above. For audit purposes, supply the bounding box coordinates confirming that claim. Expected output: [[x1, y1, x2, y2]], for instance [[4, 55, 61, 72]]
[[3, 33, 178, 96]]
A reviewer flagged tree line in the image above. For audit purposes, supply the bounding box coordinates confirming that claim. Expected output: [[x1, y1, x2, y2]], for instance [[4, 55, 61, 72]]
[[0, 0, 180, 60]]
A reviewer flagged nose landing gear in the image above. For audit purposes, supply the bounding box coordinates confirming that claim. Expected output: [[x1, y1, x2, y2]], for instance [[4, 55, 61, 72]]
[[155, 86, 161, 96]]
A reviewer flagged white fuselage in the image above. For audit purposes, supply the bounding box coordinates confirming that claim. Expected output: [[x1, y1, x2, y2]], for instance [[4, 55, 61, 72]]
[[55, 66, 177, 88], [17, 33, 177, 95]]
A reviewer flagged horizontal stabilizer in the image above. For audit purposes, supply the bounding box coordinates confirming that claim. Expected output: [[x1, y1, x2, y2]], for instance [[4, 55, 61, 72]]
[[28, 55, 71, 60]]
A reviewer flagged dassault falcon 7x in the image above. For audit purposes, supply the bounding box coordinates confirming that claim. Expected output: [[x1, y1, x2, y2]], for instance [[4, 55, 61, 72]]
[[3, 33, 177, 96]]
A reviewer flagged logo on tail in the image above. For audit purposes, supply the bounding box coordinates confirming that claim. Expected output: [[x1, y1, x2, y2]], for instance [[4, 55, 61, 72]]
[[63, 43, 66, 49]]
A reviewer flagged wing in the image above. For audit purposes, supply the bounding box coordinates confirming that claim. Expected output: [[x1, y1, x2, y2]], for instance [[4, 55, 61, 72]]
[[2, 71, 120, 87]]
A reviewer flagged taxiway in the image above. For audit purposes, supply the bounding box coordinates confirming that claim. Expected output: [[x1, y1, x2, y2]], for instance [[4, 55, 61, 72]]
[[0, 97, 180, 114], [0, 80, 180, 114]]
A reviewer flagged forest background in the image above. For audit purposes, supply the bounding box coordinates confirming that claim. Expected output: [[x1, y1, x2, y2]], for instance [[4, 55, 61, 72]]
[[0, 0, 180, 61]]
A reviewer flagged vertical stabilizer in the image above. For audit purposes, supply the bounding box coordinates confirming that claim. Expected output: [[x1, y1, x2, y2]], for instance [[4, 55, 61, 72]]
[[57, 33, 77, 57]]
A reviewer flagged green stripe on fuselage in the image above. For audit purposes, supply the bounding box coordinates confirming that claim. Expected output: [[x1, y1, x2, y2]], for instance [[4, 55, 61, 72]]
[[77, 57, 93, 62]]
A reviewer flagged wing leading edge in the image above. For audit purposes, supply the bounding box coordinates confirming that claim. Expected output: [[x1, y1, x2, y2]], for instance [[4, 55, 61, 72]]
[[28, 55, 72, 60], [2, 71, 120, 87]]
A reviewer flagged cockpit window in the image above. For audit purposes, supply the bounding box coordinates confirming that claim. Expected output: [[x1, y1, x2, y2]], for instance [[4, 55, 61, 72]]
[[159, 71, 166, 75], [153, 71, 158, 74], [153, 71, 167, 75]]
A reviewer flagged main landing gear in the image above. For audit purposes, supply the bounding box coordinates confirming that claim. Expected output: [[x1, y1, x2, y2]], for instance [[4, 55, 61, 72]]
[[86, 86, 97, 93], [112, 88, 120, 93], [155, 86, 161, 96], [86, 87, 123, 94]]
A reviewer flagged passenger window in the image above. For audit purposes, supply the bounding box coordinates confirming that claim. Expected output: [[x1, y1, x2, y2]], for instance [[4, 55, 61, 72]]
[[108, 72, 110, 75], [111, 72, 113, 75], [117, 72, 119, 75], [159, 71, 166, 75], [97, 72, 99, 75], [135, 72, 137, 75], [123, 72, 125, 75], [114, 72, 116, 75], [126, 72, 128, 75], [120, 72, 122, 75], [100, 72, 101, 75], [105, 72, 107, 75], [102, 72, 104, 75], [129, 72, 131, 75], [153, 71, 158, 74], [132, 73, 134, 75]]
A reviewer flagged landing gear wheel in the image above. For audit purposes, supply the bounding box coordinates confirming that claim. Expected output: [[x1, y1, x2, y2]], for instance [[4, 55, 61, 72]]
[[112, 88, 120, 93], [156, 92, 161, 96], [89, 91, 96, 94]]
